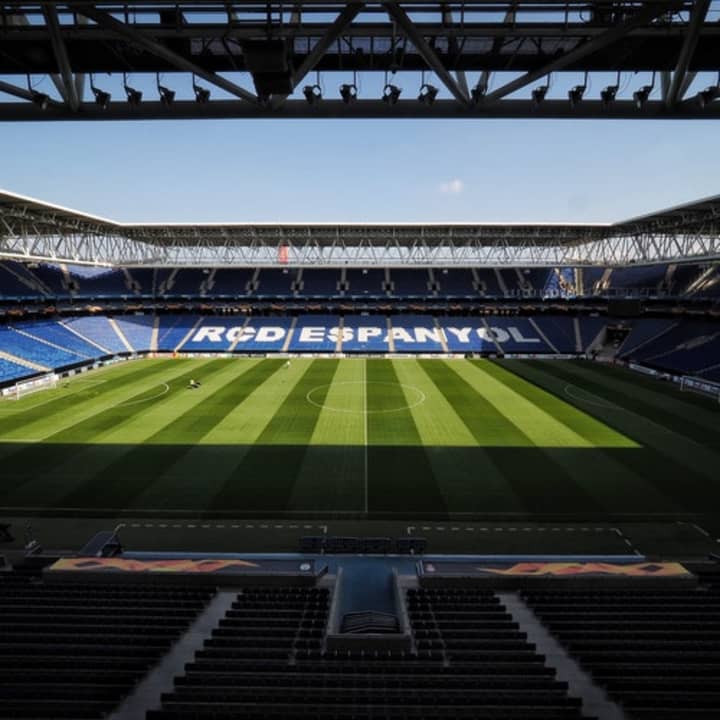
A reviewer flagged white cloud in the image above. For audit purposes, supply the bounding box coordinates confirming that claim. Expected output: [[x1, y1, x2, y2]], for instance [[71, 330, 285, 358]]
[[439, 178, 464, 194]]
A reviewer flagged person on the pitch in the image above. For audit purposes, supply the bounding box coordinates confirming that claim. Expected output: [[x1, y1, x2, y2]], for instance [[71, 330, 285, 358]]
[[188, 378, 201, 389]]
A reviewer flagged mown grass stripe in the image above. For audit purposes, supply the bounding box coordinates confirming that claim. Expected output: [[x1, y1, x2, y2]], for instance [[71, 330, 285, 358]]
[[209, 359, 340, 512], [133, 360, 314, 510], [563, 360, 720, 445], [366, 359, 447, 516], [500, 359, 720, 513], [0, 358, 187, 441], [55, 359, 286, 511], [491, 359, 680, 514], [287, 359, 365, 512], [409, 359, 525, 513], [0, 359, 212, 502], [424, 361, 597, 512], [480, 360, 636, 447]]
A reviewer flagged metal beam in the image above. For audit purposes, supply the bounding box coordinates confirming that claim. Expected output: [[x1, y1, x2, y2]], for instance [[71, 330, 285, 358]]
[[483, 1, 682, 102], [71, 3, 260, 105], [42, 5, 80, 111], [384, 2, 469, 105], [442, 6, 468, 98], [272, 2, 364, 107], [2, 98, 720, 121], [665, 0, 711, 107]]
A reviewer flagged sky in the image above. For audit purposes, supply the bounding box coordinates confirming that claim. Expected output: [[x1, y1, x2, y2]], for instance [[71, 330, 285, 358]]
[[2, 114, 718, 225]]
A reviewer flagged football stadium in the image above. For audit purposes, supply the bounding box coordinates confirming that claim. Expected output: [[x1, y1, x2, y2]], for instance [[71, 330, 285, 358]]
[[3, 1, 720, 719]]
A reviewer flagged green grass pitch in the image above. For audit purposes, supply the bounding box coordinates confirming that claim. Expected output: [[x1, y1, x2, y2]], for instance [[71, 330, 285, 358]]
[[0, 357, 718, 520]]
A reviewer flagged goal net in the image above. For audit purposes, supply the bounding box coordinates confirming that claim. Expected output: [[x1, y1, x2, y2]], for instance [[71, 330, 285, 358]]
[[679, 375, 720, 402], [2, 373, 59, 401]]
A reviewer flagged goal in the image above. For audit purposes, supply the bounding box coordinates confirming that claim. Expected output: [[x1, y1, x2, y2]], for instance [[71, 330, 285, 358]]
[[679, 375, 720, 402], [3, 373, 59, 401]]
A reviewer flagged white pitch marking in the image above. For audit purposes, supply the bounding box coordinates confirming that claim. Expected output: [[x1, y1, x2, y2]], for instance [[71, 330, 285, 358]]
[[306, 380, 426, 415], [563, 383, 621, 410], [114, 383, 170, 408]]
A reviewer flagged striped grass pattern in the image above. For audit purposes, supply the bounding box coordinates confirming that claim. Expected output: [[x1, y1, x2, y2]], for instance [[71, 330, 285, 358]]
[[0, 357, 718, 518]]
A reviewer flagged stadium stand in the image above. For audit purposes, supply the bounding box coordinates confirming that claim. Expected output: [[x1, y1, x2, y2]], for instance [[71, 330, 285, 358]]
[[435, 268, 476, 297], [607, 265, 667, 293], [68, 266, 130, 298], [0, 326, 81, 369], [299, 269, 341, 297], [345, 269, 385, 297], [532, 316, 578, 353], [166, 269, 208, 297], [256, 269, 295, 296], [16, 319, 101, 357], [475, 269, 502, 296], [390, 315, 445, 352], [523, 584, 720, 719], [0, 570, 214, 720], [438, 317, 493, 352], [25, 263, 69, 297], [341, 315, 390, 353], [388, 269, 431, 297], [577, 317, 607, 352], [288, 315, 338, 352], [62, 316, 128, 354], [114, 315, 155, 353], [209, 268, 254, 297], [0, 356, 31, 382], [157, 315, 202, 352]]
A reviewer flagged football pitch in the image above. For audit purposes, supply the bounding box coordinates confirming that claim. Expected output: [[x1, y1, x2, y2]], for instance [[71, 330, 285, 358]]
[[0, 357, 719, 521]]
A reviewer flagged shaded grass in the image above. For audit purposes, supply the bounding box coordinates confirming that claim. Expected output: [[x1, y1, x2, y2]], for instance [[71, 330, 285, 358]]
[[366, 360, 446, 515]]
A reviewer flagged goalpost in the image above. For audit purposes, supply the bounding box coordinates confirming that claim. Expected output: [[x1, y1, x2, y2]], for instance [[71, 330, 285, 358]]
[[679, 375, 720, 403], [2, 373, 59, 401]]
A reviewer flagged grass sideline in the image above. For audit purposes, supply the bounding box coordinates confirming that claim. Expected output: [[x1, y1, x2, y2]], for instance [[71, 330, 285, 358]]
[[0, 357, 718, 525]]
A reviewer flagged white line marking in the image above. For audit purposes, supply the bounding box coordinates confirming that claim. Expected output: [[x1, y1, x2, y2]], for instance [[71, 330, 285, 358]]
[[306, 380, 426, 415], [563, 383, 621, 410], [115, 383, 170, 408]]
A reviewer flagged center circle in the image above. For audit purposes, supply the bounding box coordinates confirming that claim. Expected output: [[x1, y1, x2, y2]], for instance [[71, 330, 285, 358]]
[[306, 381, 426, 414]]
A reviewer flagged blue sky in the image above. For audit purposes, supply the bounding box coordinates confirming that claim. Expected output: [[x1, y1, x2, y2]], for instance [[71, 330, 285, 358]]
[[1, 115, 718, 224]]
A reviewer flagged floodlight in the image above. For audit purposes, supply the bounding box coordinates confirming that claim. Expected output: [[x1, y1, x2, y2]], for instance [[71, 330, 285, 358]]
[[303, 84, 322, 104], [633, 85, 652, 110], [156, 74, 175, 106], [568, 84, 585, 108], [339, 83, 357, 104], [193, 78, 211, 104], [471, 78, 488, 103], [531, 85, 548, 107], [123, 74, 142, 106], [418, 83, 438, 105], [697, 85, 720, 109], [600, 85, 618, 107], [30, 90, 49, 110], [26, 75, 48, 110], [382, 83, 401, 105], [90, 76, 111, 109]]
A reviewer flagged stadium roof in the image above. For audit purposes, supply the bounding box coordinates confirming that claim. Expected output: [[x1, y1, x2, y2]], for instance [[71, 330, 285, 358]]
[[1, 0, 720, 121], [1, 188, 719, 267]]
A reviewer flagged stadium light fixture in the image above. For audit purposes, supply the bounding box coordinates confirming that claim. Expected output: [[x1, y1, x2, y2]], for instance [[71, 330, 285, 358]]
[[531, 84, 548, 108], [26, 75, 48, 110], [633, 74, 654, 110], [568, 73, 588, 109], [193, 76, 211, 104], [696, 74, 720, 108], [123, 74, 142, 106], [90, 75, 111, 110], [471, 78, 488, 103], [600, 85, 618, 107], [601, 71, 621, 109], [303, 84, 322, 105], [156, 73, 175, 107], [382, 83, 402, 105], [340, 83, 357, 103], [418, 83, 438, 105]]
